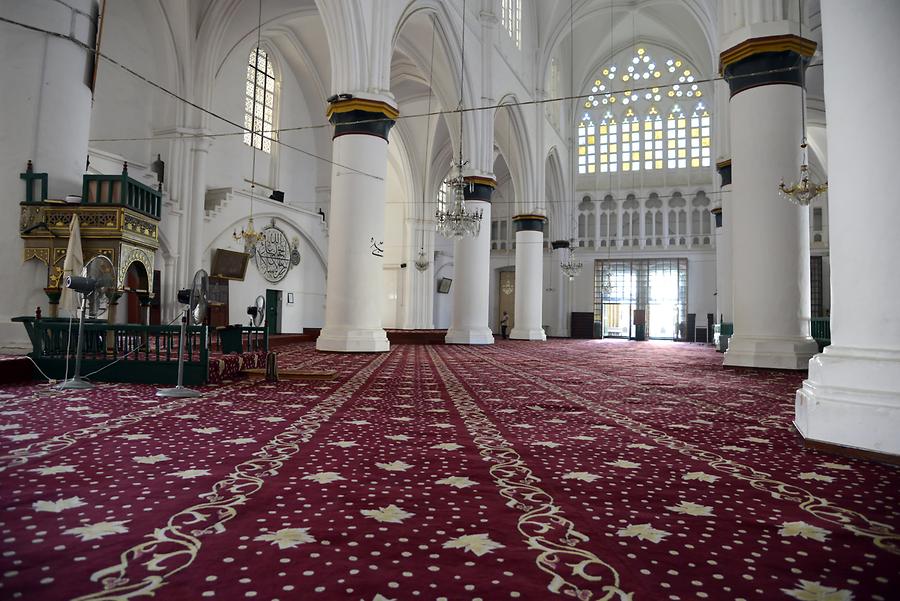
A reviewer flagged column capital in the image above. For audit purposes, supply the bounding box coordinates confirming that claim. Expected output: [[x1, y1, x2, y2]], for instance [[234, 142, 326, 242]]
[[513, 214, 546, 232], [462, 176, 495, 203], [720, 34, 816, 97], [327, 96, 398, 141]]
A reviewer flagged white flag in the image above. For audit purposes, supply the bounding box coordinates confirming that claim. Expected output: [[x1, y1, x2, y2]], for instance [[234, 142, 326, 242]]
[[59, 214, 84, 315]]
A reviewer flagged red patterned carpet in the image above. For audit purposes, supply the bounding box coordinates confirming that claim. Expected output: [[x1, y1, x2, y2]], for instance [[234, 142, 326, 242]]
[[1, 339, 897, 600]]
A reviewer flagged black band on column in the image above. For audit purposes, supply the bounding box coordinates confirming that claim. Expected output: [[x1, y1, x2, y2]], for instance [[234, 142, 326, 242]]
[[551, 240, 570, 250], [462, 177, 495, 203], [720, 35, 816, 97], [716, 159, 732, 188], [513, 214, 546, 233], [711, 207, 723, 228], [328, 98, 398, 141]]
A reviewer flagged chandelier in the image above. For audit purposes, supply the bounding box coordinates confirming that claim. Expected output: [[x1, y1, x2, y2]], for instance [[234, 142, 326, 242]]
[[778, 5, 827, 207], [434, 0, 482, 240], [234, 215, 266, 251], [235, 2, 268, 254], [501, 277, 514, 295], [435, 171, 482, 239], [597, 263, 613, 297], [779, 142, 827, 206], [560, 242, 583, 280]]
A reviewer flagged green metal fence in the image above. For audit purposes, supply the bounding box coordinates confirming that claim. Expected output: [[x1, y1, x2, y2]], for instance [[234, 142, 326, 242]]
[[14, 317, 208, 385], [811, 317, 831, 351]]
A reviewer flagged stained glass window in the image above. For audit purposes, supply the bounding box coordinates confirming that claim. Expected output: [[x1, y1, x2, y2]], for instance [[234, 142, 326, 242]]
[[579, 46, 709, 173], [621, 109, 640, 172], [597, 113, 617, 173], [578, 117, 596, 174], [244, 48, 277, 153]]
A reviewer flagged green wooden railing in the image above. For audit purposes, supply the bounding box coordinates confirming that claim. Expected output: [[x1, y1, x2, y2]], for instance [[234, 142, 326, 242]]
[[211, 325, 269, 355], [811, 317, 831, 351], [13, 317, 207, 385], [82, 173, 161, 219]]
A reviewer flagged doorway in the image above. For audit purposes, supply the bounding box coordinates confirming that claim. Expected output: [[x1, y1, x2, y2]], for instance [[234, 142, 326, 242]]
[[594, 259, 686, 339], [266, 289, 282, 335], [123, 262, 149, 324]]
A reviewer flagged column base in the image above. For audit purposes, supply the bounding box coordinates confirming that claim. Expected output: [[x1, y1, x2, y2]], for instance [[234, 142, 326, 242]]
[[510, 327, 546, 341], [316, 327, 389, 353], [445, 328, 494, 345], [723, 335, 818, 369], [795, 345, 900, 457]]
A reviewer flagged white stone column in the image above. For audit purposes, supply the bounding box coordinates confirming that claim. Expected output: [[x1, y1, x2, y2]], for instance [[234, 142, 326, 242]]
[[317, 97, 397, 352], [722, 35, 819, 369], [714, 160, 734, 326], [0, 0, 97, 348], [796, 0, 900, 457], [446, 178, 494, 345], [188, 136, 210, 277], [510, 215, 546, 341]]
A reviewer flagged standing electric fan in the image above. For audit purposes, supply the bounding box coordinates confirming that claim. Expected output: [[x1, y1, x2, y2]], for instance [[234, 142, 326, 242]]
[[247, 295, 265, 327], [58, 255, 115, 390], [157, 269, 208, 398]]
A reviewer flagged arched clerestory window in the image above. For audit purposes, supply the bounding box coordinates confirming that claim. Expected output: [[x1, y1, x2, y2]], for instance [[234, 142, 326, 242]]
[[244, 47, 278, 153], [578, 46, 710, 174], [501, 0, 522, 48]]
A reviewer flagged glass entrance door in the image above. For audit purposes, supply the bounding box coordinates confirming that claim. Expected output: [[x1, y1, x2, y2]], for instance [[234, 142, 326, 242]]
[[595, 258, 687, 340]]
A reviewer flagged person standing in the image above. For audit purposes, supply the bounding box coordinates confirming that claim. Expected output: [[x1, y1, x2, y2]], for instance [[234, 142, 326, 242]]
[[500, 311, 509, 340]]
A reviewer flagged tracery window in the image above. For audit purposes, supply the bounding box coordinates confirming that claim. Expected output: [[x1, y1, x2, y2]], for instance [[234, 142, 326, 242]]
[[578, 46, 710, 174], [621, 109, 640, 172], [594, 113, 617, 174], [500, 0, 522, 48], [244, 48, 277, 153], [578, 118, 597, 174]]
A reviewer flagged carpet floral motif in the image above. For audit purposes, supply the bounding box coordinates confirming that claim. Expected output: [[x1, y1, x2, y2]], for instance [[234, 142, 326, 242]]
[[0, 340, 897, 600]]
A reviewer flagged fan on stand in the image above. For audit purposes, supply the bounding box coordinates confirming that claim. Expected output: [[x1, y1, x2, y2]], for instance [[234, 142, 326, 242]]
[[247, 295, 265, 328], [157, 269, 208, 398], [58, 255, 116, 390]]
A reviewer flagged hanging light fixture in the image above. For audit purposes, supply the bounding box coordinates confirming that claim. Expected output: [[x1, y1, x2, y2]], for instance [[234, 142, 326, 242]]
[[435, 0, 483, 239], [778, 0, 827, 207], [560, 0, 583, 281], [596, 0, 615, 301], [415, 18, 439, 272], [560, 239, 583, 281], [234, 0, 267, 252]]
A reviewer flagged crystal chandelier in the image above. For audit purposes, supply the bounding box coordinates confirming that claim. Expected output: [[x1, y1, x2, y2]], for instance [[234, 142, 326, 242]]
[[779, 142, 827, 206], [435, 171, 482, 239], [597, 263, 613, 297], [560, 242, 583, 280], [434, 0, 482, 240]]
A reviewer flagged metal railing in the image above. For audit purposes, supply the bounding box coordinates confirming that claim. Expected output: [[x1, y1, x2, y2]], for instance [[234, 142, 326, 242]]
[[14, 317, 207, 385]]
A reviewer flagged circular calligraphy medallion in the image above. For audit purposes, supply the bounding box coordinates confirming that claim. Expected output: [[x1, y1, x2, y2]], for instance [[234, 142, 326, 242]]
[[255, 225, 291, 282]]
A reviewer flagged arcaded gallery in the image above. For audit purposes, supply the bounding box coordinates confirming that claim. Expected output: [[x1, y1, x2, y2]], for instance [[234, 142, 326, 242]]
[[0, 1, 897, 599]]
